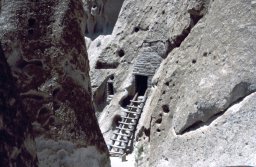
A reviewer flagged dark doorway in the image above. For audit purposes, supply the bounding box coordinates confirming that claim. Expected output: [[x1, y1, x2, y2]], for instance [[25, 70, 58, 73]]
[[135, 75, 148, 96], [108, 82, 114, 95], [120, 95, 134, 108]]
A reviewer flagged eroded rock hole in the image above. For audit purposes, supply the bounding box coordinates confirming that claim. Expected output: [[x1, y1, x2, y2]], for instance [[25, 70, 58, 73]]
[[192, 59, 197, 64], [144, 128, 150, 137], [107, 78, 114, 95], [155, 117, 162, 124], [28, 29, 34, 35], [203, 52, 208, 57], [120, 95, 133, 108], [134, 26, 140, 33], [28, 18, 36, 27], [162, 105, 170, 113], [135, 75, 148, 96], [28, 18, 36, 36], [111, 114, 122, 129], [37, 107, 51, 124], [52, 87, 61, 97], [95, 61, 119, 69], [117, 49, 125, 57]]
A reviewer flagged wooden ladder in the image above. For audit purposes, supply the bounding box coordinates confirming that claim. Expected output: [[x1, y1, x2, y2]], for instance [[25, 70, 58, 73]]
[[108, 93, 146, 156]]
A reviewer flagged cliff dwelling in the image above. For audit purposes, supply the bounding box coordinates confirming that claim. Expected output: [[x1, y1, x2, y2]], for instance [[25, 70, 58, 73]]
[[2, 0, 256, 167]]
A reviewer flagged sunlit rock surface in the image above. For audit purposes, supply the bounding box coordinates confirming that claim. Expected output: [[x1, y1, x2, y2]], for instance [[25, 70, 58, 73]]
[[0, 0, 110, 166]]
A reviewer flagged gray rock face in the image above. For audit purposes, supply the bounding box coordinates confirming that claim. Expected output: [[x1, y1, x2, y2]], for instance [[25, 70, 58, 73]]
[[0, 45, 38, 167], [83, 0, 125, 40], [145, 0, 256, 166], [87, 0, 256, 166], [0, 0, 110, 166], [149, 93, 256, 167]]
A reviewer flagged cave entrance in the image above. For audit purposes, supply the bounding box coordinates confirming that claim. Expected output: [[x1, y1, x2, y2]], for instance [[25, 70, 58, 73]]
[[107, 82, 114, 95], [135, 75, 148, 96], [107, 76, 114, 95]]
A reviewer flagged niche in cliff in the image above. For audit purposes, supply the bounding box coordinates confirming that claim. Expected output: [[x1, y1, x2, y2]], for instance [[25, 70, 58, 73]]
[[84, 0, 125, 40]]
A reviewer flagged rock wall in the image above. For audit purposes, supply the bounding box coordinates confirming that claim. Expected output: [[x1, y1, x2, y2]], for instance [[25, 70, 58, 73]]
[[0, 45, 38, 166], [146, 0, 256, 166], [83, 0, 125, 40], [0, 0, 110, 166], [88, 0, 256, 166]]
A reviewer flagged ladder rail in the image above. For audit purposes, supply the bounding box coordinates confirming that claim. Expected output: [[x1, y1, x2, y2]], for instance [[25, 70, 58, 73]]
[[109, 92, 147, 156]]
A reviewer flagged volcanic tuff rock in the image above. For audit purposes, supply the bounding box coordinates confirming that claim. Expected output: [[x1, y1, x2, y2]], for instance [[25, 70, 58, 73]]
[[0, 0, 109, 167], [142, 0, 256, 166], [0, 44, 38, 167], [87, 0, 256, 166]]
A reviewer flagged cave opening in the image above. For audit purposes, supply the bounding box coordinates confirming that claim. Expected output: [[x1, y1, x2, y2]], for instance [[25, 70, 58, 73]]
[[135, 75, 148, 96], [120, 95, 134, 108], [107, 76, 114, 95]]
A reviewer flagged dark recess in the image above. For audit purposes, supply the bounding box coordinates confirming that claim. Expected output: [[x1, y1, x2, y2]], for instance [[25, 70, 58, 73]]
[[28, 18, 36, 27], [162, 105, 170, 113], [95, 61, 119, 69], [135, 75, 148, 96], [120, 95, 133, 108], [111, 115, 122, 129], [117, 49, 125, 57], [108, 82, 114, 95], [134, 26, 140, 32]]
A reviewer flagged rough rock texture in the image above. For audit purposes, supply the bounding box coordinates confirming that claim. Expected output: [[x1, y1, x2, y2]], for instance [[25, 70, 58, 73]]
[[0, 45, 38, 166], [0, 0, 110, 166], [89, 0, 181, 135], [142, 0, 256, 166], [87, 0, 256, 166], [149, 93, 256, 167], [83, 0, 124, 40]]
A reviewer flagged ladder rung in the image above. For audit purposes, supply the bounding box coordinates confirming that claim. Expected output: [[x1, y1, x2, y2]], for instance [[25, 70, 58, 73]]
[[121, 116, 138, 120], [109, 150, 124, 156], [130, 100, 143, 103], [113, 132, 131, 137], [127, 105, 142, 109], [108, 144, 126, 149], [118, 121, 136, 125], [123, 110, 139, 114], [111, 138, 129, 143], [107, 80, 114, 83], [116, 126, 134, 131]]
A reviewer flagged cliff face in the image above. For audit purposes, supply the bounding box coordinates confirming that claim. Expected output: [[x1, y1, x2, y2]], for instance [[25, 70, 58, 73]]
[[147, 0, 256, 166], [87, 0, 256, 166], [0, 0, 109, 167], [0, 44, 38, 167]]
